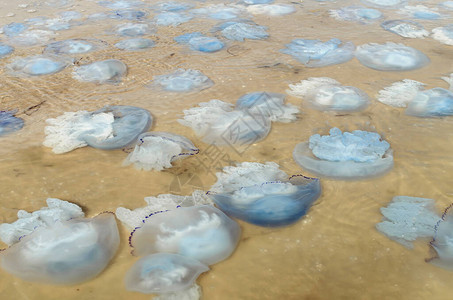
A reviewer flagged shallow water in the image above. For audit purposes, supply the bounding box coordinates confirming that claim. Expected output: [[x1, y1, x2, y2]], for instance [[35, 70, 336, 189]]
[[1, 0, 453, 299]]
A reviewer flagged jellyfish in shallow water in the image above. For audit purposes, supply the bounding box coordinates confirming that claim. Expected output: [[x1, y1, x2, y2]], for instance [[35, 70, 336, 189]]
[[361, 0, 405, 9], [440, 1, 453, 10], [221, 22, 269, 41], [7, 55, 72, 77], [8, 29, 55, 46], [287, 77, 369, 112], [246, 4, 296, 16], [178, 99, 271, 146], [125, 205, 240, 266], [110, 9, 148, 20], [124, 253, 209, 294], [123, 132, 199, 171], [406, 88, 453, 117], [73, 59, 127, 84], [293, 127, 393, 179], [115, 38, 155, 51], [0, 43, 13, 58], [175, 32, 224, 53], [355, 42, 429, 71], [432, 25, 453, 45], [429, 205, 453, 270], [398, 5, 442, 20], [152, 1, 194, 12], [154, 12, 193, 26], [209, 162, 321, 227], [98, 0, 144, 9], [281, 38, 355, 67], [329, 6, 382, 24], [381, 20, 429, 39], [0, 111, 24, 136], [152, 69, 214, 92], [190, 5, 243, 20], [377, 79, 425, 108], [43, 105, 152, 153], [2, 22, 28, 37], [114, 23, 154, 37], [0, 202, 119, 285], [44, 39, 103, 55]]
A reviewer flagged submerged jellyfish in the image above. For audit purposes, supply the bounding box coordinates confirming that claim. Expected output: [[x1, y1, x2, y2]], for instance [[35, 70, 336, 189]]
[[355, 42, 429, 71], [0, 200, 119, 284], [293, 127, 393, 179], [114, 23, 153, 37], [2, 22, 28, 37], [190, 5, 243, 20], [281, 38, 355, 67], [175, 32, 224, 53], [152, 2, 194, 12], [154, 12, 193, 26], [126, 205, 240, 265], [377, 79, 425, 108], [398, 5, 442, 20], [287, 77, 370, 111], [329, 6, 382, 24], [7, 55, 72, 77], [152, 69, 214, 92], [361, 0, 405, 9], [381, 20, 429, 39], [43, 105, 152, 153], [235, 92, 299, 122], [98, 0, 144, 9], [406, 88, 453, 117], [73, 59, 127, 84], [0, 42, 14, 58], [8, 29, 55, 46], [124, 253, 209, 294], [111, 9, 148, 20], [44, 39, 103, 55], [430, 205, 453, 270], [114, 38, 155, 51], [123, 132, 199, 171], [432, 25, 453, 45], [178, 99, 271, 146], [0, 111, 24, 136], [209, 162, 321, 227], [221, 22, 269, 41], [246, 4, 296, 16]]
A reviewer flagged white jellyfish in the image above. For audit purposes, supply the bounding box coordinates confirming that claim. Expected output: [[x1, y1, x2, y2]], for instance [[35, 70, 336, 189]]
[[73, 59, 127, 84]]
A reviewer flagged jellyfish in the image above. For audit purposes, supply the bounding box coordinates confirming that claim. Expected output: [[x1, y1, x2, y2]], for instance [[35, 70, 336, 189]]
[[43, 105, 152, 153], [73, 59, 127, 84], [175, 32, 224, 53], [221, 22, 269, 41], [190, 5, 243, 20], [361, 0, 405, 9], [376, 196, 441, 248], [152, 2, 194, 12], [329, 6, 382, 24], [124, 205, 240, 266], [124, 253, 209, 294], [429, 205, 453, 270], [432, 25, 453, 45], [98, 0, 144, 9], [381, 20, 429, 39], [110, 9, 148, 20], [235, 92, 299, 122], [293, 127, 394, 179], [0, 200, 119, 284], [114, 23, 153, 37], [208, 162, 321, 227], [406, 88, 453, 117], [355, 42, 429, 71], [152, 69, 214, 92], [2, 22, 28, 37], [7, 55, 72, 77], [123, 132, 199, 171], [154, 12, 193, 26], [377, 79, 425, 108], [287, 77, 370, 111], [178, 99, 271, 146], [0, 111, 24, 137], [440, 1, 453, 10], [0, 42, 13, 59], [398, 5, 442, 20], [44, 39, 103, 55], [115, 38, 155, 51], [8, 29, 56, 46], [241, 0, 274, 4], [246, 4, 296, 16], [280, 38, 355, 68]]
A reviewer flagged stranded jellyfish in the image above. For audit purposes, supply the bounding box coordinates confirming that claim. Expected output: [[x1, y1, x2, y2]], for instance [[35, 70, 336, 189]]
[[114, 38, 155, 51], [208, 162, 321, 227], [152, 68, 214, 92], [0, 199, 119, 284], [0, 42, 13, 59], [44, 39, 103, 55], [355, 42, 429, 71], [110, 9, 148, 20], [175, 32, 224, 53], [287, 77, 369, 111], [73, 59, 127, 84], [361, 0, 405, 9], [8, 29, 55, 47], [293, 127, 393, 179], [281, 38, 355, 67], [190, 5, 243, 20], [152, 2, 194, 12], [377, 79, 425, 107], [43, 105, 152, 153], [432, 25, 453, 45], [245, 4, 296, 16], [123, 132, 199, 171], [430, 205, 453, 270], [154, 12, 193, 26], [2, 22, 28, 37], [221, 22, 269, 41], [114, 23, 154, 37], [7, 55, 72, 77], [0, 111, 24, 136], [381, 20, 429, 39], [329, 6, 382, 24], [398, 5, 442, 20]]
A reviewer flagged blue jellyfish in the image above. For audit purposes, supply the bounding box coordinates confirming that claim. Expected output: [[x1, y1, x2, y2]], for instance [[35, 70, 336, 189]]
[[381, 20, 429, 38], [154, 12, 193, 26], [152, 69, 214, 92], [430, 204, 453, 271], [7, 55, 71, 76], [114, 38, 155, 51], [281, 38, 355, 67], [175, 32, 224, 53], [405, 88, 453, 117], [246, 4, 296, 16], [0, 42, 14, 59], [152, 1, 194, 12], [98, 0, 144, 9], [329, 6, 382, 24], [361, 0, 405, 8], [111, 9, 148, 20], [44, 39, 102, 55], [0, 111, 24, 136], [293, 128, 394, 179], [191, 5, 242, 20], [73, 59, 127, 84], [399, 5, 442, 20], [114, 23, 153, 37], [2, 22, 28, 37], [221, 22, 269, 41]]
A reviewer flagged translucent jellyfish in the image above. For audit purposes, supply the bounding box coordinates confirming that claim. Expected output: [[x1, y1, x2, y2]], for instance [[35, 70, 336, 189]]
[[7, 55, 71, 77], [44, 39, 103, 55], [281, 38, 355, 68], [293, 127, 394, 179], [287, 77, 370, 112], [440, 1, 453, 10], [209, 162, 321, 227], [114, 23, 153, 37], [110, 9, 148, 20], [246, 4, 296, 16], [73, 59, 127, 84], [235, 92, 299, 122], [432, 25, 453, 45], [124, 253, 209, 294], [123, 132, 199, 171], [126, 205, 241, 265], [329, 6, 382, 24], [398, 5, 442, 20], [152, 2, 194, 12], [381, 20, 429, 39], [8, 29, 55, 46], [406, 88, 453, 117], [191, 5, 243, 20], [361, 0, 405, 9], [241, 0, 274, 4], [355, 42, 429, 71], [0, 111, 24, 136], [178, 99, 271, 146], [98, 0, 144, 9], [430, 205, 453, 270], [376, 196, 440, 248], [2, 22, 28, 37], [221, 23, 269, 41], [377, 79, 425, 108], [0, 43, 13, 59], [175, 32, 224, 53], [43, 105, 152, 153], [154, 12, 193, 26], [152, 69, 214, 92], [115, 38, 155, 51]]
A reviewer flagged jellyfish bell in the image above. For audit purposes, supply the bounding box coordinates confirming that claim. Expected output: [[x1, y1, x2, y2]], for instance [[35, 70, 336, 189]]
[[405, 88, 453, 117], [152, 69, 214, 92], [72, 59, 127, 84], [7, 55, 72, 77], [429, 204, 453, 270], [0, 110, 24, 136]]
